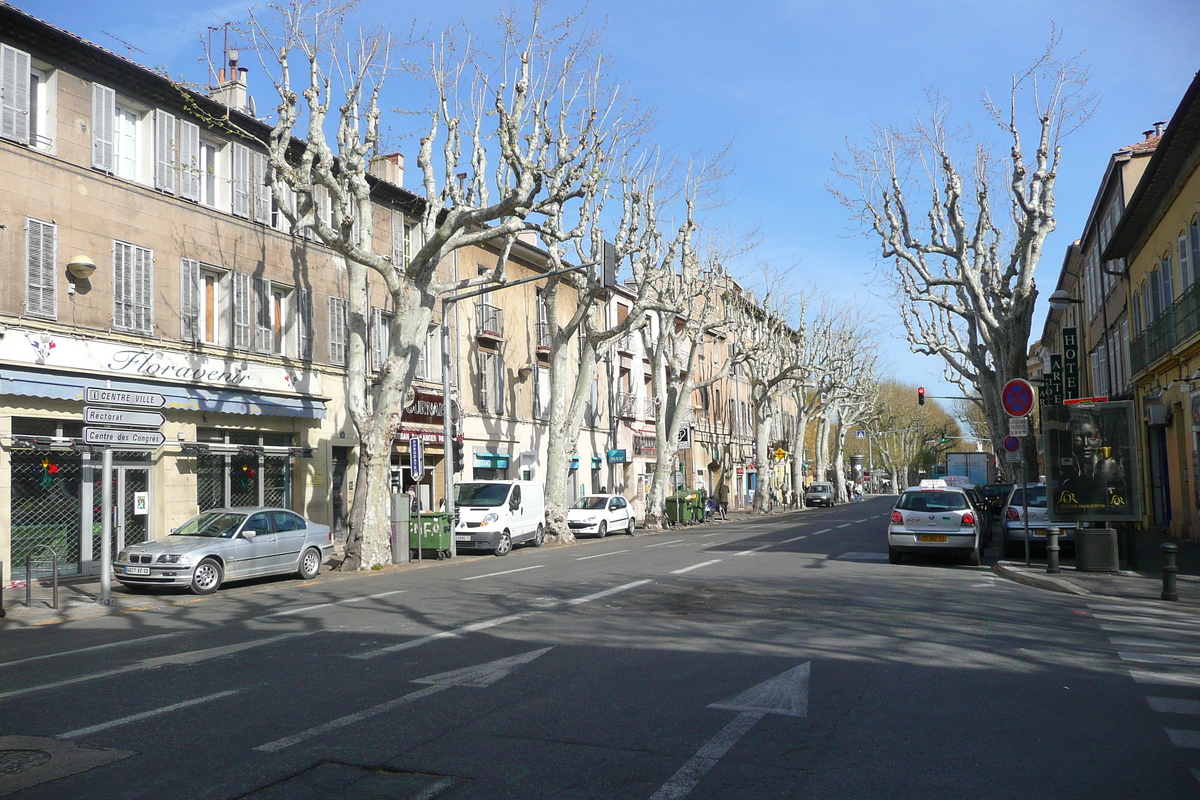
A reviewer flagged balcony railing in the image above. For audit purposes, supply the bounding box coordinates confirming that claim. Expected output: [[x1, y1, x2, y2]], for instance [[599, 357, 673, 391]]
[[1177, 281, 1200, 346], [476, 303, 503, 340], [616, 392, 640, 419], [1145, 306, 1176, 370]]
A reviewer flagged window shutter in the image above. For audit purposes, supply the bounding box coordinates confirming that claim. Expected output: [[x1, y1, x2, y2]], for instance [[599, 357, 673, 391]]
[[253, 276, 272, 351], [478, 352, 491, 413], [178, 121, 200, 201], [1, 45, 30, 145], [232, 271, 251, 350], [495, 353, 505, 415], [328, 297, 347, 365], [179, 258, 200, 342], [91, 83, 115, 171], [370, 308, 383, 373], [1184, 234, 1195, 290], [154, 110, 176, 193], [135, 246, 153, 333], [296, 288, 314, 361], [112, 241, 129, 329], [231, 143, 250, 218], [252, 151, 270, 224], [24, 218, 56, 319], [391, 212, 404, 266]]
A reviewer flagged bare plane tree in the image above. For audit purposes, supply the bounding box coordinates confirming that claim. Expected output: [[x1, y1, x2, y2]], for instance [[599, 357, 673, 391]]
[[831, 35, 1094, 470]]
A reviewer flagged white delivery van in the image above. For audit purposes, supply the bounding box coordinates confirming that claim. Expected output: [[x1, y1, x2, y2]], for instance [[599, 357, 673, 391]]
[[453, 480, 546, 556]]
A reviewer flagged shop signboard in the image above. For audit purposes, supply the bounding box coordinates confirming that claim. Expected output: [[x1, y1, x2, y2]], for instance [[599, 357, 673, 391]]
[[1062, 327, 1080, 401], [1042, 400, 1140, 521], [607, 449, 628, 464]]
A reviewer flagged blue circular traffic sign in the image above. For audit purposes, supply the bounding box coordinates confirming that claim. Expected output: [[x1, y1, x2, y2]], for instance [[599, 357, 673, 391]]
[[1002, 379, 1035, 417], [1003, 436, 1021, 452]]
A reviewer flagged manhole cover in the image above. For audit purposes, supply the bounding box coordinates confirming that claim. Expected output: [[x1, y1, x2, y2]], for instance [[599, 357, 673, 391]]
[[0, 750, 51, 776]]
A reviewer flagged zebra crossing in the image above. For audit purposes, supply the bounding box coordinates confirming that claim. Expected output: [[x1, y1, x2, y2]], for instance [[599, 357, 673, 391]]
[[1089, 600, 1200, 785]]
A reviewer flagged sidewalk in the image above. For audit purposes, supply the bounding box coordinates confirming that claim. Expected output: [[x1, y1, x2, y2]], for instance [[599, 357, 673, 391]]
[[992, 529, 1200, 607]]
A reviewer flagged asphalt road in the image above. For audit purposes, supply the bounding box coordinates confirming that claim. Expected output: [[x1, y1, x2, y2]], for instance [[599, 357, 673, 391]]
[[2, 496, 1199, 799]]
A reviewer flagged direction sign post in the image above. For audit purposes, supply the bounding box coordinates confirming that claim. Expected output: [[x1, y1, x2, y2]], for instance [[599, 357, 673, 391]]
[[410, 437, 424, 481], [84, 407, 166, 428]]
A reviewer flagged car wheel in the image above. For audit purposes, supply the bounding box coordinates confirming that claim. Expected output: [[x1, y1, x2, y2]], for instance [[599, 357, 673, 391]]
[[297, 547, 322, 579], [494, 532, 512, 557], [532, 524, 545, 548], [627, 517, 636, 535], [596, 521, 607, 539], [888, 548, 902, 565], [190, 558, 223, 595], [966, 545, 982, 567]]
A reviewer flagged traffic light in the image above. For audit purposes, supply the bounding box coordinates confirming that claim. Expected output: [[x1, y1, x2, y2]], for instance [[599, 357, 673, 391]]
[[452, 436, 465, 474], [940, 436, 947, 444], [917, 387, 925, 405]]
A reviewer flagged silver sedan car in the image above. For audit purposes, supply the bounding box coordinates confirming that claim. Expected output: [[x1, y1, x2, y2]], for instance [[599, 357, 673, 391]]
[[887, 481, 983, 566], [114, 507, 333, 594]]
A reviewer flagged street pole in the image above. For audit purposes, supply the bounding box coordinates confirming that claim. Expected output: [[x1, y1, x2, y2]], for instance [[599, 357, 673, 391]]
[[442, 298, 456, 559], [1023, 460, 1031, 568], [99, 446, 114, 605]]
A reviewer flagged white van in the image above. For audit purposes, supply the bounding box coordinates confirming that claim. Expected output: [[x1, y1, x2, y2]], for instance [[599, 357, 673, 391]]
[[453, 480, 546, 556]]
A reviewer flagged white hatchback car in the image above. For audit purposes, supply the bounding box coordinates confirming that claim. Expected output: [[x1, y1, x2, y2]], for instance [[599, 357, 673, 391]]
[[888, 480, 984, 566], [566, 494, 635, 538]]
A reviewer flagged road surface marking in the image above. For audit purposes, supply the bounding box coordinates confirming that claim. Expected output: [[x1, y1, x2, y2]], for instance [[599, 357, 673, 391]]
[[411, 778, 459, 800], [651, 663, 809, 800], [262, 590, 406, 617], [671, 560, 722, 575], [1102, 624, 1200, 638], [1129, 670, 1200, 688], [700, 532, 723, 537], [837, 522, 853, 528], [1090, 603, 1194, 618], [1093, 614, 1200, 630], [809, 529, 831, 535], [780, 535, 807, 543], [0, 632, 310, 702], [577, 550, 629, 560], [835, 552, 889, 561], [1119, 651, 1200, 666], [259, 648, 551, 752], [351, 613, 532, 660], [1111, 638, 1200, 652], [1166, 729, 1200, 749], [58, 690, 239, 739], [645, 540, 685, 548], [568, 579, 653, 605], [0, 632, 181, 668], [734, 544, 773, 556], [462, 565, 546, 581], [1148, 697, 1200, 715]]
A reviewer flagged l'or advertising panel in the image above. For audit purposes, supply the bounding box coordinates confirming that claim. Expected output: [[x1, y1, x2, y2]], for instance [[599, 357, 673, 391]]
[[1042, 401, 1140, 521]]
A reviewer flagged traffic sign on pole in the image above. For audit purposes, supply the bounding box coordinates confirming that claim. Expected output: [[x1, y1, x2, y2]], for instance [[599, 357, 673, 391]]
[[84, 407, 166, 428], [1007, 417, 1029, 437], [84, 427, 167, 447], [1003, 436, 1021, 452], [1001, 379, 1035, 417], [85, 387, 166, 408], [410, 437, 424, 480]]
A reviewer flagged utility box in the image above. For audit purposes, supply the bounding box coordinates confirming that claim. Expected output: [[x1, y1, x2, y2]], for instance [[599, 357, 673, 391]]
[[390, 493, 411, 564], [1075, 528, 1119, 572]]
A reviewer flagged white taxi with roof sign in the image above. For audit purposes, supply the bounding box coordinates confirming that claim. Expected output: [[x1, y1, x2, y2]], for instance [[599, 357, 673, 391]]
[[888, 482, 984, 566]]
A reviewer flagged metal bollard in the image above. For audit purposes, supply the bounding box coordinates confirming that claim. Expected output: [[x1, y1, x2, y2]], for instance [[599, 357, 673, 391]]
[[1162, 542, 1180, 602], [0, 559, 5, 618], [1046, 526, 1060, 574], [25, 555, 31, 608]]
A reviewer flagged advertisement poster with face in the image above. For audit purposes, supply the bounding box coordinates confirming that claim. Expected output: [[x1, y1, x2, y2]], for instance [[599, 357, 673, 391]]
[[1042, 401, 1140, 522]]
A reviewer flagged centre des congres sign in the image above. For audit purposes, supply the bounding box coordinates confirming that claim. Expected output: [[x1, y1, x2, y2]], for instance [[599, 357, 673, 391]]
[[1, 328, 321, 395]]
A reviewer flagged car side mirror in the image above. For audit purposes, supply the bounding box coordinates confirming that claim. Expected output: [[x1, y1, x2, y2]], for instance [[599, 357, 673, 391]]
[[242, 530, 257, 540]]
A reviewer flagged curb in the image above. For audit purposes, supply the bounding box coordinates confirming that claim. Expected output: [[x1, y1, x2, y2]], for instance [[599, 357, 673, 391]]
[[992, 561, 1090, 596]]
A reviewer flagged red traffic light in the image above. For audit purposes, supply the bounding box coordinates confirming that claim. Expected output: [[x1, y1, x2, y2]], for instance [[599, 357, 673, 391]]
[[917, 387, 925, 405]]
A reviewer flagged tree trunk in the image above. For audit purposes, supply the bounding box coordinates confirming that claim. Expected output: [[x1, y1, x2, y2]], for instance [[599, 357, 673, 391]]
[[832, 418, 849, 504]]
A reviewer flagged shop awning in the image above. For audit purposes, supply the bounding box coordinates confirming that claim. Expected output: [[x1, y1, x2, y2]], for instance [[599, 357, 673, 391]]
[[397, 424, 445, 445], [0, 367, 325, 419]]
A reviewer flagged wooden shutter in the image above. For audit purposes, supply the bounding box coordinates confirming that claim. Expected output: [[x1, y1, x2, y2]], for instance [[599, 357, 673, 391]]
[[478, 352, 492, 413], [1, 45, 30, 145], [154, 110, 176, 193], [254, 276, 272, 351], [179, 258, 200, 342], [296, 288, 314, 361], [252, 151, 270, 224], [495, 353, 505, 415], [24, 218, 55, 319], [178, 120, 200, 201], [328, 297, 348, 365], [1181, 235, 1192, 289], [112, 241, 130, 329], [391, 212, 404, 266], [231, 143, 250, 218], [232, 271, 251, 350], [91, 83, 115, 171], [134, 245, 152, 333], [370, 308, 383, 373]]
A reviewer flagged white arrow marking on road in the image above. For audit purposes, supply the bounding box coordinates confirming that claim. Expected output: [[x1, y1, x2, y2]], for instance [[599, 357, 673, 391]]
[[650, 663, 810, 800], [256, 648, 552, 752]]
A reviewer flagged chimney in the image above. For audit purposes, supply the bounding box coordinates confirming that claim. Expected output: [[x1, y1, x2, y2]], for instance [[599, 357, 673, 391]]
[[368, 152, 404, 187], [210, 49, 250, 114], [1154, 120, 1167, 138]]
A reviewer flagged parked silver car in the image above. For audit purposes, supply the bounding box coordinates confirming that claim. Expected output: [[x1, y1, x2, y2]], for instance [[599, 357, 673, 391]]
[[1001, 484, 1076, 559], [804, 482, 836, 507], [114, 507, 333, 594], [888, 480, 983, 566]]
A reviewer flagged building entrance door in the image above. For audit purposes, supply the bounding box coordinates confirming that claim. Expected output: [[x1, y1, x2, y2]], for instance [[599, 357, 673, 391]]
[[91, 463, 151, 564]]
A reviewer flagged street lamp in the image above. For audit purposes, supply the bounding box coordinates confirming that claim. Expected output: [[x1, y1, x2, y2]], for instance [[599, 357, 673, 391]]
[[1047, 289, 1084, 310]]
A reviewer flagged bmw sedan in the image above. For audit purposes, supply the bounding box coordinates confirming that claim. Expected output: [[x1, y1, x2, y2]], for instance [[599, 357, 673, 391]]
[[888, 481, 983, 566], [114, 507, 333, 594]]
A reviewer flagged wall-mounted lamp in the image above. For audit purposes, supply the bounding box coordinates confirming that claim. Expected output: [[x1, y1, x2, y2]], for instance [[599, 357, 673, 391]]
[[517, 363, 533, 379], [1047, 289, 1084, 311], [66, 254, 97, 280]]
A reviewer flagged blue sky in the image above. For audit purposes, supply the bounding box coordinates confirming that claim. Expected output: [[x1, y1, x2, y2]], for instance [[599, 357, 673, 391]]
[[19, 0, 1200, 412]]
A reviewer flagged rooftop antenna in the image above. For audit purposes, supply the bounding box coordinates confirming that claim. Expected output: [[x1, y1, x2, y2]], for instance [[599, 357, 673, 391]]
[[100, 30, 145, 57]]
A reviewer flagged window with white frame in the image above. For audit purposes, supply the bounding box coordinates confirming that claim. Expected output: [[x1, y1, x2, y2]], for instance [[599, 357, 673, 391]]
[[479, 350, 505, 415], [231, 271, 252, 350], [254, 278, 292, 355], [534, 364, 550, 420], [370, 307, 391, 373], [2, 46, 55, 152], [180, 261, 226, 346], [112, 240, 153, 333], [199, 138, 220, 207], [296, 288, 314, 362], [415, 324, 439, 380], [329, 296, 348, 366], [1120, 320, 1130, 388], [25, 218, 55, 319], [112, 99, 148, 183]]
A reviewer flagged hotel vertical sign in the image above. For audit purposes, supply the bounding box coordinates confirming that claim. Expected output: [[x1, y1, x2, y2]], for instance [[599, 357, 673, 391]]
[[1062, 327, 1080, 401]]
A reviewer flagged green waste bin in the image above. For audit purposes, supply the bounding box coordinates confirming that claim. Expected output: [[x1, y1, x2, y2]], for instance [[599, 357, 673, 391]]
[[666, 489, 698, 526], [410, 512, 452, 559]]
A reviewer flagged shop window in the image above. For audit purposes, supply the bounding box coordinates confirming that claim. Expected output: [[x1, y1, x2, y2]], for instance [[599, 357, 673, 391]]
[[193, 428, 294, 510]]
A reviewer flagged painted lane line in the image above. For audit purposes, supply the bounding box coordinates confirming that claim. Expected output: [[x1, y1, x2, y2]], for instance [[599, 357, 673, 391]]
[[58, 689, 239, 739], [351, 613, 532, 660], [1089, 603, 1195, 618], [0, 632, 181, 669], [836, 553, 889, 561], [1101, 624, 1200, 639], [0, 632, 311, 702], [1148, 696, 1200, 715], [576, 550, 629, 561], [780, 535, 808, 543], [1166, 729, 1200, 749], [700, 532, 723, 538], [671, 560, 722, 575], [809, 529, 831, 535], [567, 579, 653, 606], [1129, 670, 1200, 688], [263, 590, 407, 617], [259, 684, 451, 752], [461, 565, 546, 581], [645, 540, 685, 548], [1092, 614, 1200, 629], [836, 523, 853, 528], [734, 544, 773, 557], [1110, 637, 1200, 652], [1119, 651, 1200, 666], [411, 778, 460, 800]]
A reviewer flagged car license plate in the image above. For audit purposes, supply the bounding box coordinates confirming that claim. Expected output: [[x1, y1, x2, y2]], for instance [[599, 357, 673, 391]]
[[917, 535, 948, 543], [125, 566, 150, 575], [455, 535, 471, 542], [1033, 529, 1048, 537]]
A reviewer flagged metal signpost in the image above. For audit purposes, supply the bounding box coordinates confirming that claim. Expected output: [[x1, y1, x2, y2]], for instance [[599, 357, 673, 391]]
[[1001, 379, 1035, 567], [85, 388, 166, 605], [410, 437, 424, 563]]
